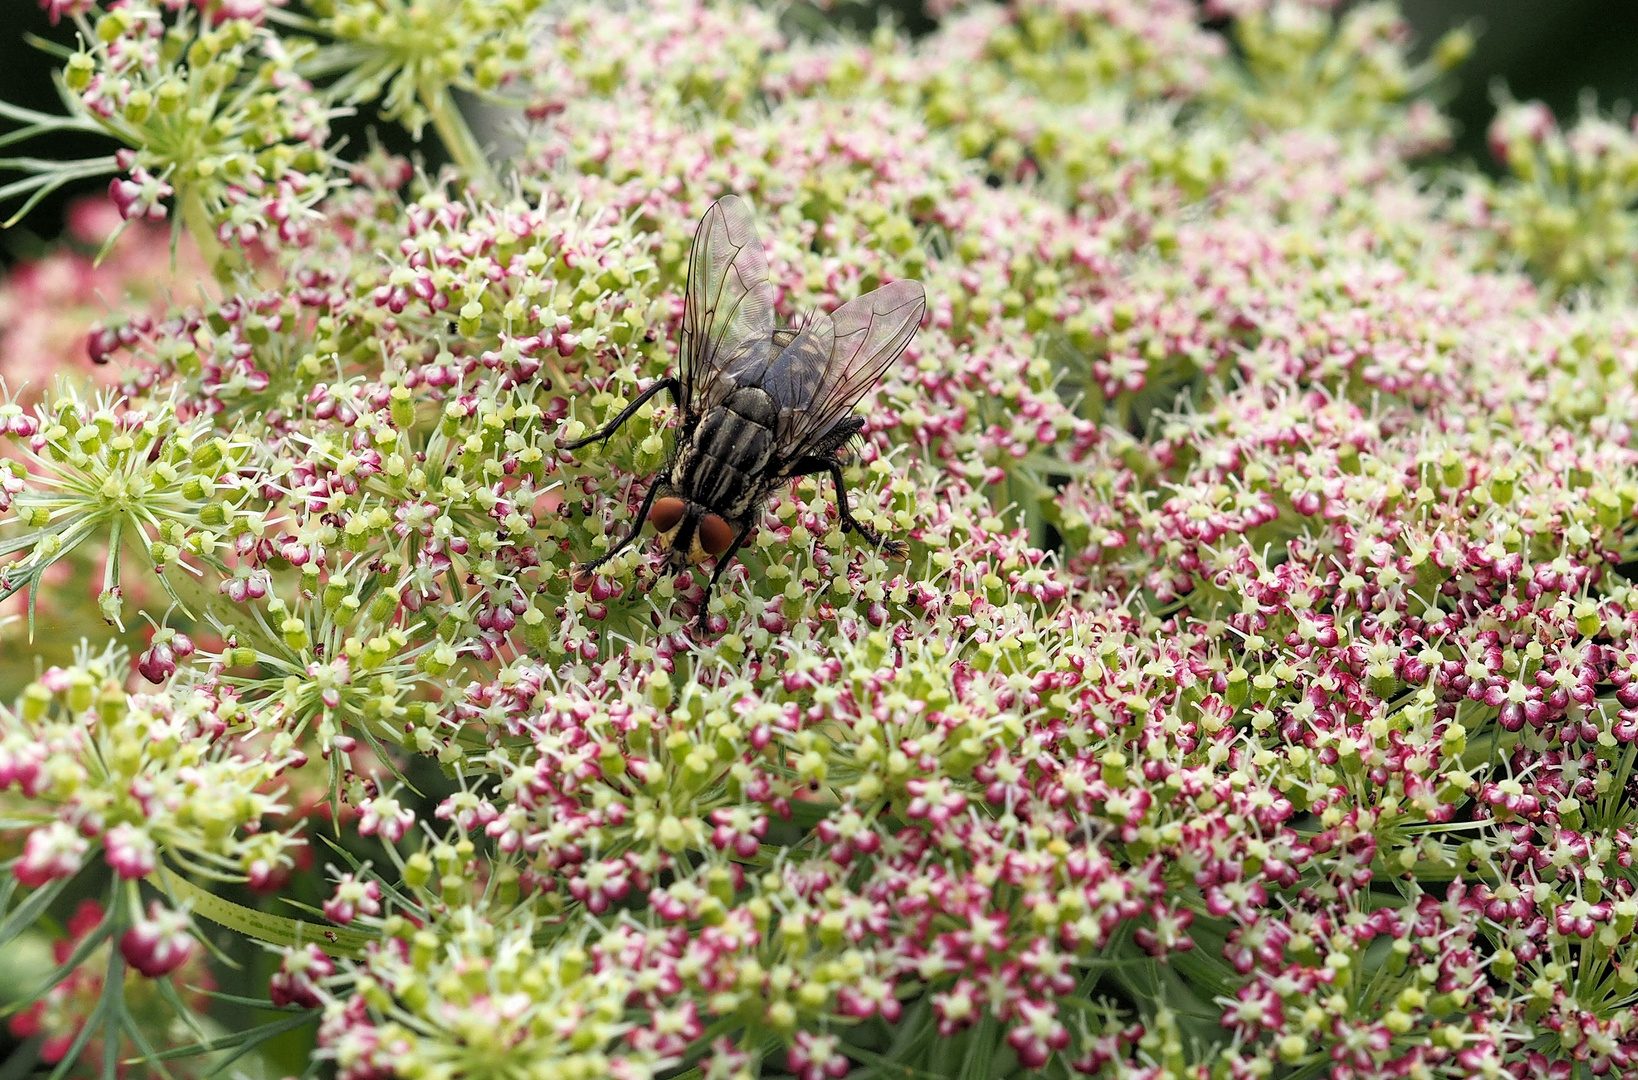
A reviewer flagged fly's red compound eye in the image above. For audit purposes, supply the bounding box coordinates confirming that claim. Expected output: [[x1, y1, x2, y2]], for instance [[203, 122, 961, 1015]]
[[650, 496, 687, 533], [699, 514, 734, 556]]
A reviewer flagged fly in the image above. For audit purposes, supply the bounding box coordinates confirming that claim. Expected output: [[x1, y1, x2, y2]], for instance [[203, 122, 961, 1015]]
[[561, 194, 927, 628]]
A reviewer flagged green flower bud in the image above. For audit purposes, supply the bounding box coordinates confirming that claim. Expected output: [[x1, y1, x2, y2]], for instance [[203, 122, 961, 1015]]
[[65, 53, 95, 93], [156, 80, 186, 114], [281, 617, 310, 652], [194, 439, 225, 471], [68, 670, 96, 712], [1433, 26, 1475, 71], [123, 89, 153, 124], [22, 682, 52, 721], [368, 588, 400, 622], [404, 851, 434, 890], [389, 385, 416, 430], [1575, 600, 1602, 637], [418, 644, 457, 677], [96, 10, 132, 44], [360, 636, 393, 670], [560, 946, 587, 983]]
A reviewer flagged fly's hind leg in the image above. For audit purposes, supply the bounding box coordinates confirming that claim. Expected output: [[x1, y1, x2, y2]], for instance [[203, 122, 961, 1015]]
[[787, 452, 908, 558], [560, 377, 681, 451]]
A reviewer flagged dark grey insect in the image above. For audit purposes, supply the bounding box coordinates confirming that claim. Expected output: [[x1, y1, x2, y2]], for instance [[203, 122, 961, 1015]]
[[562, 194, 927, 627]]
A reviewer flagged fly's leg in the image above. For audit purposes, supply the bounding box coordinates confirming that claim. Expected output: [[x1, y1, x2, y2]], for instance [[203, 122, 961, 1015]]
[[559, 377, 681, 451], [806, 416, 864, 459], [827, 459, 908, 557], [574, 480, 665, 587], [697, 524, 753, 630], [788, 454, 908, 558]]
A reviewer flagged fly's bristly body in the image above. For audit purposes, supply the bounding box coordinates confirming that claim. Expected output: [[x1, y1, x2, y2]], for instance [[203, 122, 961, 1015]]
[[560, 194, 927, 630]]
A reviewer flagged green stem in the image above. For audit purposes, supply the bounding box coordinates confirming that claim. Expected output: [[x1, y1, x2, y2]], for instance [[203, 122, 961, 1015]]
[[178, 188, 227, 275], [420, 83, 495, 192]]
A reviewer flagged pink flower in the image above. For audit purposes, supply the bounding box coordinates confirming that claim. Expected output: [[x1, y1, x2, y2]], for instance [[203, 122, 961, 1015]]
[[119, 902, 196, 978], [15, 822, 89, 888], [103, 822, 158, 879], [39, 0, 95, 24], [322, 874, 381, 925], [787, 1032, 850, 1080], [137, 630, 195, 684], [270, 944, 334, 1009], [355, 794, 415, 844], [1488, 100, 1557, 166], [109, 169, 173, 223], [1007, 1000, 1070, 1070]]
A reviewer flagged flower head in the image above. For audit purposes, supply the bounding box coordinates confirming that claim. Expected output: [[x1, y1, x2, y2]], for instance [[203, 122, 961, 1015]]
[[119, 902, 197, 978]]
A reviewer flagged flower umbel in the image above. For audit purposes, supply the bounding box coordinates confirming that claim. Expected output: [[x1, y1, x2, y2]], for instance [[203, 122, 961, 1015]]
[[6, 2, 1638, 1079]]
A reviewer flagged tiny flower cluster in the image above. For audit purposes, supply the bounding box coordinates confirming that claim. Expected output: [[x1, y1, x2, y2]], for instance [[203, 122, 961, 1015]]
[[0, 643, 301, 890], [4, 0, 335, 268], [0, 383, 249, 629], [1216, 0, 1469, 157], [295, 0, 550, 185], [1459, 97, 1638, 294]]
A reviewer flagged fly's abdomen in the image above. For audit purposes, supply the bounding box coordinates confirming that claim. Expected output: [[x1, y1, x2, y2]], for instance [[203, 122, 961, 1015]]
[[684, 388, 778, 510]]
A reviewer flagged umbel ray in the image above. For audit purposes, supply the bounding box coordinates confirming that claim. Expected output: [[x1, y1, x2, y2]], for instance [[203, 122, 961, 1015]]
[[561, 194, 927, 628]]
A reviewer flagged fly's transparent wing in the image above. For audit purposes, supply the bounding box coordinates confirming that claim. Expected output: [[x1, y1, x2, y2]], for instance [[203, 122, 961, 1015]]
[[765, 279, 926, 458], [745, 313, 833, 403], [679, 195, 775, 417]]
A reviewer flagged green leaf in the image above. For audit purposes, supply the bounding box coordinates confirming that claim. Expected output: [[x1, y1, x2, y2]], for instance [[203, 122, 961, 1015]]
[[154, 977, 212, 1044], [0, 876, 71, 950], [21, 34, 78, 61], [143, 1011, 318, 1067], [184, 987, 290, 1011], [957, 1014, 998, 1080], [120, 1009, 180, 1080], [150, 868, 372, 957], [882, 995, 935, 1061], [0, 870, 17, 919], [0, 157, 121, 228], [0, 1036, 44, 1080], [786, 798, 838, 829], [845, 1043, 949, 1080], [352, 718, 421, 796], [101, 948, 123, 1080], [0, 98, 97, 130], [0, 529, 52, 558], [0, 126, 63, 152]]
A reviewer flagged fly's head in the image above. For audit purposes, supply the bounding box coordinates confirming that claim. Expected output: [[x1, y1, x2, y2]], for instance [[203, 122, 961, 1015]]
[[649, 496, 736, 570]]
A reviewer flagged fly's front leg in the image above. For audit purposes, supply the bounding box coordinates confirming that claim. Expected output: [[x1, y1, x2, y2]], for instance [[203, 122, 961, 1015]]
[[696, 524, 753, 630], [788, 455, 908, 558], [560, 377, 681, 451], [574, 480, 665, 589]]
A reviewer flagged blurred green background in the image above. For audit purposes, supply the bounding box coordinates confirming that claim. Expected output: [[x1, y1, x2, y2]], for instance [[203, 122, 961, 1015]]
[[1420, 0, 1638, 158], [0, 0, 1635, 262]]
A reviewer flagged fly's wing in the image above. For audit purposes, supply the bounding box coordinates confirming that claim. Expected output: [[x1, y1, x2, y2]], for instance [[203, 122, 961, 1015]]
[[679, 195, 775, 418], [762, 279, 926, 458], [746, 313, 833, 402]]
